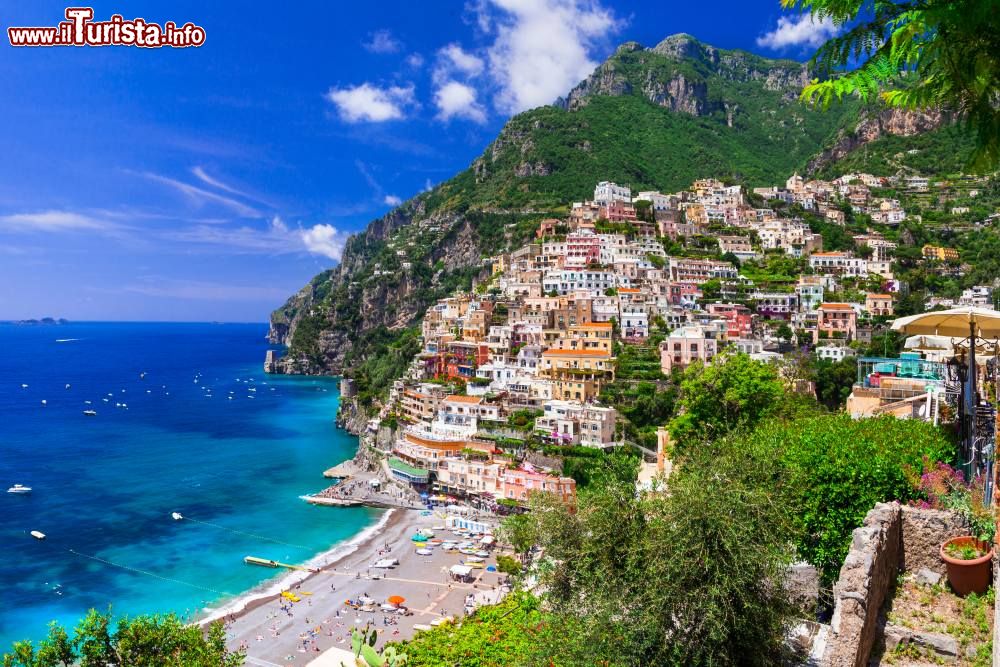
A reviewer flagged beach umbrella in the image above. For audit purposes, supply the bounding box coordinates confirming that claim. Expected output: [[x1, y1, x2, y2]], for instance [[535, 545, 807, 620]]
[[388, 595, 405, 605], [892, 306, 1000, 502]]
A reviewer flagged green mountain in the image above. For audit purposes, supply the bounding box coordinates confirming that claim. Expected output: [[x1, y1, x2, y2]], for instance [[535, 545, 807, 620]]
[[266, 34, 946, 403]]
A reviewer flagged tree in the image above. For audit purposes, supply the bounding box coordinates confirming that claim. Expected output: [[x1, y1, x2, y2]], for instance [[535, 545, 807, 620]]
[[785, 0, 1000, 169], [3, 610, 244, 667], [776, 322, 794, 342], [498, 512, 535, 561], [669, 354, 786, 452], [526, 434, 798, 666], [814, 356, 858, 409]]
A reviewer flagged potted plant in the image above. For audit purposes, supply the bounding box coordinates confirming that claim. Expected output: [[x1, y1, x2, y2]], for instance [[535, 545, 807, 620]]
[[908, 458, 996, 596]]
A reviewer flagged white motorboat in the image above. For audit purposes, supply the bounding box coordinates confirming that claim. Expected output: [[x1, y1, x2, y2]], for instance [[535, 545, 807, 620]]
[[30, 531, 45, 540], [171, 512, 183, 521], [83, 409, 97, 416], [7, 484, 31, 494]]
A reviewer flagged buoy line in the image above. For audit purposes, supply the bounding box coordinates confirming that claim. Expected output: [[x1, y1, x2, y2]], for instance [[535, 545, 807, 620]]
[[66, 548, 234, 597], [176, 515, 312, 551]]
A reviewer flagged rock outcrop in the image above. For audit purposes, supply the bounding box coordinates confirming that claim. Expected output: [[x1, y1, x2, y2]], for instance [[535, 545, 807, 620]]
[[806, 107, 947, 174]]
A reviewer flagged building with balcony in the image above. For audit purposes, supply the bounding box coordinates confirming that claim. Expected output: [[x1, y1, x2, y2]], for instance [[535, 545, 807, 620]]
[[540, 348, 615, 402], [659, 325, 718, 373], [814, 303, 858, 343]]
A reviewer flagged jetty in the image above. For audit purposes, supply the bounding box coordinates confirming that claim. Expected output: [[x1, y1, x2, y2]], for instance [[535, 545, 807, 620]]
[[323, 460, 357, 479], [243, 556, 316, 572], [302, 495, 360, 507]]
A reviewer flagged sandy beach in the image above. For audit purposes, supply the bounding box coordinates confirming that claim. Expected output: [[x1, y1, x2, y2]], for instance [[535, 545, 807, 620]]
[[215, 507, 508, 666]]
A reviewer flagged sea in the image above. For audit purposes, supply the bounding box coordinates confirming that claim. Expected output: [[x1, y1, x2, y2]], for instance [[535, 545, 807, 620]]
[[0, 321, 380, 650]]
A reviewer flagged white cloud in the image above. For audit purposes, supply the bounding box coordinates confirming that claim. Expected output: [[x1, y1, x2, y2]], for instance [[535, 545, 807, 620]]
[[363, 29, 402, 54], [756, 14, 839, 50], [384, 195, 403, 206], [325, 83, 416, 123], [434, 81, 487, 123], [301, 224, 345, 261], [0, 210, 115, 232], [405, 53, 425, 69], [141, 172, 261, 217], [483, 0, 623, 113], [438, 44, 485, 78], [190, 166, 271, 207]]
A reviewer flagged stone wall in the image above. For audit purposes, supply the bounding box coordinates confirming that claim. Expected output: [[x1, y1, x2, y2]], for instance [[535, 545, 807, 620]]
[[822, 503, 972, 666], [899, 505, 969, 575], [825, 502, 902, 667]]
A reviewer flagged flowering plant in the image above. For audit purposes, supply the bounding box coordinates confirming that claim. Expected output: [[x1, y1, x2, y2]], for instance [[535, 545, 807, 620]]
[[905, 456, 996, 543]]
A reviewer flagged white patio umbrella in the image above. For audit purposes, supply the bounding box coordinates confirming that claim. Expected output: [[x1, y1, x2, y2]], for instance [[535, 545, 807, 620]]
[[891, 306, 1000, 340], [891, 307, 1000, 504]]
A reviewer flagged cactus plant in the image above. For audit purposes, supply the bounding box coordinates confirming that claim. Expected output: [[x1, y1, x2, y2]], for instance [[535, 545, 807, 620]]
[[349, 625, 407, 667]]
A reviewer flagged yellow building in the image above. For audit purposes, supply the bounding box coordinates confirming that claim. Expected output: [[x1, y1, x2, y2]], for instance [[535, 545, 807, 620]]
[[551, 321, 614, 353], [922, 244, 960, 262], [540, 348, 615, 402]]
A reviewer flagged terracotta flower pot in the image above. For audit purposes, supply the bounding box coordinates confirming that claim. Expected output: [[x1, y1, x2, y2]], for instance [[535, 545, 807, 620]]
[[939, 536, 994, 596]]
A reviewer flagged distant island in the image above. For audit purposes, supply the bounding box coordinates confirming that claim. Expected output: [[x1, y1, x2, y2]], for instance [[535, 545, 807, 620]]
[[7, 318, 69, 325]]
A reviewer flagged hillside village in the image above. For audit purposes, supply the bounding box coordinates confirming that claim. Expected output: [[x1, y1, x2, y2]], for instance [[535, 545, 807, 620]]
[[341, 172, 998, 506]]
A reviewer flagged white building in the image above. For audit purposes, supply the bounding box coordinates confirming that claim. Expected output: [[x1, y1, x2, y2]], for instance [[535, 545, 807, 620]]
[[620, 311, 649, 339], [593, 181, 631, 205], [815, 344, 856, 362], [534, 400, 618, 448], [542, 269, 629, 296], [635, 191, 670, 211]]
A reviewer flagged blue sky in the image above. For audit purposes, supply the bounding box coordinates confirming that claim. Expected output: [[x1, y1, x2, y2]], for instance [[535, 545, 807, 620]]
[[0, 0, 837, 322]]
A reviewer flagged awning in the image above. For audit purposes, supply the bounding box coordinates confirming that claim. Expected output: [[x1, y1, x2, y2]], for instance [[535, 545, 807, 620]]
[[450, 564, 472, 577]]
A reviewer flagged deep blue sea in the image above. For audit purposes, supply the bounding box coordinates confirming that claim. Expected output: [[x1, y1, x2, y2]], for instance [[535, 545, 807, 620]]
[[0, 322, 378, 650]]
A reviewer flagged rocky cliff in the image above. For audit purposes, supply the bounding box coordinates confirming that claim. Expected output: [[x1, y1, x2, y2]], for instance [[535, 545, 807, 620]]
[[556, 34, 811, 116], [806, 107, 948, 174]]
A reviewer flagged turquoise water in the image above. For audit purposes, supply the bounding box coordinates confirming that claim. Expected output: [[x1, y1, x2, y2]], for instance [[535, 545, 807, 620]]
[[0, 322, 379, 649]]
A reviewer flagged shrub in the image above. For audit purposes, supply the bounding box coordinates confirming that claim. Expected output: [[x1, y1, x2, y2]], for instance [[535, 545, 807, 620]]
[[747, 414, 956, 583], [496, 555, 522, 575]]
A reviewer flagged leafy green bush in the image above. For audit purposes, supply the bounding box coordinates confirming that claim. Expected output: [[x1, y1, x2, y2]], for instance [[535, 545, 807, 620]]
[[393, 593, 541, 667], [746, 414, 956, 583], [496, 554, 522, 575], [3, 609, 243, 667]]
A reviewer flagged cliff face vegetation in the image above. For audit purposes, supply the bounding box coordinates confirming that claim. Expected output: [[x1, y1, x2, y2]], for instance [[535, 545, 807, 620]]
[[268, 33, 953, 394]]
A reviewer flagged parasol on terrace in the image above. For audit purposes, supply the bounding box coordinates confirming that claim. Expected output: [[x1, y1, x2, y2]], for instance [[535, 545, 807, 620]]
[[387, 595, 406, 606], [892, 307, 1000, 503]]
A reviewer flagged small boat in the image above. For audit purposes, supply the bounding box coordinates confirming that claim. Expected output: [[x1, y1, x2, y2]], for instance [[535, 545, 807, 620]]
[[83, 409, 97, 416], [30, 531, 46, 540], [7, 484, 31, 494], [415, 548, 433, 556], [140, 372, 146, 379], [84, 400, 91, 404], [171, 512, 183, 521], [65, 384, 71, 389], [20, 384, 28, 389], [40, 400, 46, 406]]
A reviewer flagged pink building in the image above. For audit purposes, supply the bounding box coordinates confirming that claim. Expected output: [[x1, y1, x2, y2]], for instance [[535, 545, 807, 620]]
[[565, 231, 601, 268], [600, 200, 637, 222], [659, 325, 718, 373], [501, 467, 577, 505]]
